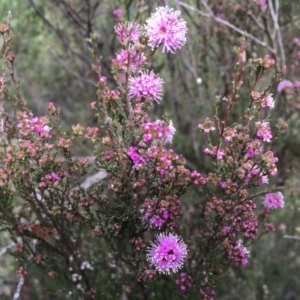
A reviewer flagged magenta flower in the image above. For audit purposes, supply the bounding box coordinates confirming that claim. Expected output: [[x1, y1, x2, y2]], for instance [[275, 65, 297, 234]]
[[127, 146, 146, 168], [50, 172, 61, 181], [145, 6, 187, 53], [227, 241, 249, 266], [112, 8, 122, 19], [256, 121, 272, 142], [148, 233, 187, 274], [115, 22, 140, 43], [112, 47, 146, 72], [221, 226, 231, 234], [129, 70, 164, 102], [142, 120, 175, 144], [247, 148, 255, 158], [216, 149, 225, 160], [149, 211, 168, 228], [263, 192, 284, 209]]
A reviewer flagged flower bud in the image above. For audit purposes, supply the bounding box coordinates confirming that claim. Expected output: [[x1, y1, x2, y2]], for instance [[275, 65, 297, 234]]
[[6, 52, 15, 62], [0, 23, 9, 34]]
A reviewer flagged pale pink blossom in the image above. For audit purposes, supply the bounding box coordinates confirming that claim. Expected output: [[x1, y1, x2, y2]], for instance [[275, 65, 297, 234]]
[[256, 121, 272, 142], [145, 6, 187, 53], [263, 192, 284, 209], [277, 80, 293, 92], [129, 70, 164, 102]]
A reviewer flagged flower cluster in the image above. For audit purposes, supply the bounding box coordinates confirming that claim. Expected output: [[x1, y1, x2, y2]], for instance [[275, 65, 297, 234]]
[[126, 146, 146, 169], [226, 241, 249, 266], [261, 94, 274, 108], [198, 117, 216, 134], [140, 196, 182, 229], [112, 47, 146, 72], [17, 113, 51, 138], [175, 272, 193, 291], [261, 150, 278, 176], [142, 120, 175, 144], [255, 121, 272, 142]]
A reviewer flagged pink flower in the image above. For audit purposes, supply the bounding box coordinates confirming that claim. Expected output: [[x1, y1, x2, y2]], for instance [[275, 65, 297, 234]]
[[217, 149, 225, 160], [112, 8, 122, 19], [261, 175, 269, 185], [256, 121, 272, 142], [148, 233, 187, 274], [221, 226, 231, 234], [259, 0, 267, 6], [263, 192, 284, 209], [277, 80, 293, 92], [142, 120, 175, 144], [149, 210, 168, 228], [294, 81, 300, 88], [129, 70, 164, 102], [115, 22, 140, 43], [145, 6, 187, 53], [164, 120, 176, 143], [262, 150, 278, 176], [127, 147, 146, 168], [50, 172, 61, 181], [143, 133, 152, 142], [261, 94, 274, 109], [112, 47, 146, 72], [247, 149, 255, 158], [198, 118, 215, 134], [227, 242, 249, 266]]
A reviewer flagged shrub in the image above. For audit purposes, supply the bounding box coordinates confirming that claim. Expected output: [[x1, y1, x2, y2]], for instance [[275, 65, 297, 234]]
[[0, 4, 287, 300]]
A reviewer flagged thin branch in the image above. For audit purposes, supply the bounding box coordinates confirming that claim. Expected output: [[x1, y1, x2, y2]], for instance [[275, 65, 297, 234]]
[[13, 276, 25, 300], [0, 238, 22, 257], [268, 0, 286, 67], [283, 235, 300, 241], [80, 170, 107, 189], [176, 0, 274, 52]]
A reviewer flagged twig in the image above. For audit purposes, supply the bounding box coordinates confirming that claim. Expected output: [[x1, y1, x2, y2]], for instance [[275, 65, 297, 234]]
[[13, 276, 25, 300], [80, 170, 107, 189], [268, 0, 286, 67], [0, 238, 22, 257], [283, 235, 300, 241], [176, 0, 274, 52]]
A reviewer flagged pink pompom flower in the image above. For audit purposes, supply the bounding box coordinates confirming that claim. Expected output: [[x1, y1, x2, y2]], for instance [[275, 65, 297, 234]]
[[129, 70, 164, 102], [145, 6, 187, 53], [263, 192, 284, 209], [115, 22, 140, 43], [148, 233, 187, 274]]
